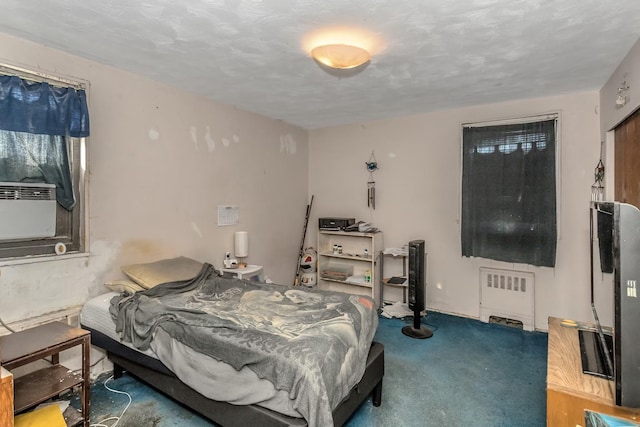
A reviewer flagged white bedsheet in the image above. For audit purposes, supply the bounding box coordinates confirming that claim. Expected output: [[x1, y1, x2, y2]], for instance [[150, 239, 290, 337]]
[[81, 292, 301, 417]]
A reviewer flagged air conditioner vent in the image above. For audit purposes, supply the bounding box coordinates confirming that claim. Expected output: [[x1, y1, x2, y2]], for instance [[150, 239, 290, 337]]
[[0, 182, 55, 201]]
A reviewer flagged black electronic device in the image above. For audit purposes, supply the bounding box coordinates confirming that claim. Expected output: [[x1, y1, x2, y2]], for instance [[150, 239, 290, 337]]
[[319, 217, 355, 231], [402, 240, 433, 339], [578, 327, 613, 379], [387, 276, 406, 285], [589, 201, 640, 407]]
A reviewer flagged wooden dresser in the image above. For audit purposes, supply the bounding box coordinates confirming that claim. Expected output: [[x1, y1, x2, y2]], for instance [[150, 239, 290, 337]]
[[547, 316, 640, 426], [1, 366, 13, 427]]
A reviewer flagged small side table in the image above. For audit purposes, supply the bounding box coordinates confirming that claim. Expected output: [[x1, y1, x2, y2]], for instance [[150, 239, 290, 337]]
[[0, 321, 90, 426], [221, 264, 264, 282]]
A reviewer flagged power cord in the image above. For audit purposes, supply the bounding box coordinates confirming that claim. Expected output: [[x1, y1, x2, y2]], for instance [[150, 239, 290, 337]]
[[89, 375, 132, 427], [0, 315, 16, 333], [71, 354, 106, 375]]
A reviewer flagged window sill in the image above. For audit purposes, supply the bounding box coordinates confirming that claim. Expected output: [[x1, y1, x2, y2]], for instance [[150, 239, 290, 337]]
[[0, 251, 89, 267]]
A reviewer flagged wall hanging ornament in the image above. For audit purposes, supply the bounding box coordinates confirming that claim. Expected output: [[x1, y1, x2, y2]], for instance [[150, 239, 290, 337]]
[[591, 142, 605, 202], [365, 151, 378, 209]]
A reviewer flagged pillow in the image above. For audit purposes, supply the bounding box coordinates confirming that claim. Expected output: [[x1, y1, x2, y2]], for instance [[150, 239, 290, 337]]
[[104, 279, 146, 294], [15, 405, 66, 427], [121, 256, 203, 289]]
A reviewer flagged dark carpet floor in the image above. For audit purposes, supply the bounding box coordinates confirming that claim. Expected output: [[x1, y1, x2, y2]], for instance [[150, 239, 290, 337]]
[[82, 312, 548, 426]]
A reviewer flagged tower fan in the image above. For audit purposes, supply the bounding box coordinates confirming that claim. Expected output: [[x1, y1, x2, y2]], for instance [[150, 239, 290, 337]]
[[402, 240, 433, 339]]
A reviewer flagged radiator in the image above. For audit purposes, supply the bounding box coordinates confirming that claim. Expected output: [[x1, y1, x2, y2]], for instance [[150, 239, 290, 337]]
[[0, 182, 56, 239], [479, 267, 535, 331], [0, 306, 81, 336]]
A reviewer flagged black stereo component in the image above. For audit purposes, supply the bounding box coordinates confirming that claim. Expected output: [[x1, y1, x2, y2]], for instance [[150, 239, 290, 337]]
[[319, 217, 355, 231]]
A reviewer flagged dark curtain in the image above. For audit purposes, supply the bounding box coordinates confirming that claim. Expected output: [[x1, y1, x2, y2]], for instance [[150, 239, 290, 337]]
[[0, 74, 90, 209], [0, 131, 75, 209], [461, 119, 557, 267]]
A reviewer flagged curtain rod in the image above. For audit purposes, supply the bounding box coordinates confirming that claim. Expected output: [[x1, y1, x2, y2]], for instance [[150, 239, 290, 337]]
[[0, 62, 86, 90], [463, 113, 558, 128]]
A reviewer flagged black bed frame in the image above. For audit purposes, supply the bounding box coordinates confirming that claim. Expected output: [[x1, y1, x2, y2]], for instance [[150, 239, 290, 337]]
[[83, 326, 384, 427]]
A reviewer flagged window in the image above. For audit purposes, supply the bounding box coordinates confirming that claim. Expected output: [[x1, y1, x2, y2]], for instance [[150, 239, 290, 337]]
[[461, 117, 557, 267], [0, 67, 89, 259]]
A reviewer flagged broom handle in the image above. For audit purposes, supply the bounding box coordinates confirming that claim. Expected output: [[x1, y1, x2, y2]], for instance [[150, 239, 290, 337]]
[[294, 195, 314, 286]]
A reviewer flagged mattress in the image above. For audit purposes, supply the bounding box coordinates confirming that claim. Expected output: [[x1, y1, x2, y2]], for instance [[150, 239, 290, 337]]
[[80, 292, 301, 417]]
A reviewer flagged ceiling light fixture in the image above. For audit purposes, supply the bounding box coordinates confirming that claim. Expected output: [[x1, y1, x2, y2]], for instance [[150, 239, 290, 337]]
[[310, 44, 371, 70]]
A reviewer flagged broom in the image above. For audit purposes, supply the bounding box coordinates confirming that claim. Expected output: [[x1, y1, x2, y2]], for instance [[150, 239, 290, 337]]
[[294, 195, 314, 286]]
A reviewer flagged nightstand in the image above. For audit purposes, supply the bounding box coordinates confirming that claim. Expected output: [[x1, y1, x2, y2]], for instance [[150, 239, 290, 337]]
[[0, 321, 90, 426], [221, 264, 264, 282]]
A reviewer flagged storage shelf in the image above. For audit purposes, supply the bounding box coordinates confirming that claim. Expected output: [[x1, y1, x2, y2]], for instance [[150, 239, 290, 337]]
[[380, 252, 408, 305], [321, 277, 374, 288], [317, 230, 382, 307], [0, 321, 90, 426], [318, 230, 373, 237], [319, 252, 373, 262], [382, 278, 408, 288], [63, 406, 84, 427], [13, 365, 82, 413]]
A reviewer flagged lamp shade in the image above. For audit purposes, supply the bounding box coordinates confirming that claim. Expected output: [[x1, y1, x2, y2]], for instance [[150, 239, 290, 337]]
[[234, 231, 248, 258], [311, 44, 371, 69]]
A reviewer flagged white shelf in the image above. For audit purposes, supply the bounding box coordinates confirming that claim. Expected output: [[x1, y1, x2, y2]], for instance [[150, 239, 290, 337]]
[[319, 252, 373, 262], [317, 230, 382, 307], [380, 251, 408, 304], [322, 277, 374, 288]]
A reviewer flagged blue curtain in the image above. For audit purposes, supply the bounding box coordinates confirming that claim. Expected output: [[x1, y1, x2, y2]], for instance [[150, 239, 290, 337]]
[[0, 75, 89, 137], [0, 74, 89, 210], [0, 131, 75, 209]]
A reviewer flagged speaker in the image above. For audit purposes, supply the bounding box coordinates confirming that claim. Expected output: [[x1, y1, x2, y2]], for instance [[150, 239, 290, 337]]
[[408, 239, 426, 312], [402, 239, 432, 339]]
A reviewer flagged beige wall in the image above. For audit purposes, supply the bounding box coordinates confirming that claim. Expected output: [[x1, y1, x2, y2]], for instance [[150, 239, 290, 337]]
[[600, 37, 640, 137], [598, 37, 640, 201], [309, 92, 602, 330], [593, 37, 640, 326], [0, 32, 309, 323]]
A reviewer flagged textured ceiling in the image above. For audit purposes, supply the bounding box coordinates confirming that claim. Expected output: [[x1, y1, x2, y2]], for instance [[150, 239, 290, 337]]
[[0, 1, 639, 129]]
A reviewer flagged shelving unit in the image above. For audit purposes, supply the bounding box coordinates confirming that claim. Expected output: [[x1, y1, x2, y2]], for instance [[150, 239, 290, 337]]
[[0, 321, 90, 426], [317, 230, 382, 307], [379, 250, 409, 305]]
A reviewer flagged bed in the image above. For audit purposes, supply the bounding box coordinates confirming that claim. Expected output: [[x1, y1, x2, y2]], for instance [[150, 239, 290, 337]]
[[81, 260, 384, 427]]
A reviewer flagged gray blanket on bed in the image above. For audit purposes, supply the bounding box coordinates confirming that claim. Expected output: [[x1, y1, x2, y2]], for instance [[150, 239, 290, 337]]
[[109, 263, 378, 427]]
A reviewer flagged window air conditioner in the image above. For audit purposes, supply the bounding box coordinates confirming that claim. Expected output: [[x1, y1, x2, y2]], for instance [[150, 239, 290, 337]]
[[0, 182, 56, 239]]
